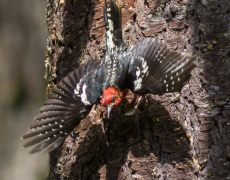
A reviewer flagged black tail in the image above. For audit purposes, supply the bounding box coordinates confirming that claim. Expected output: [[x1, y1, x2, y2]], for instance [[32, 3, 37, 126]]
[[104, 0, 122, 51]]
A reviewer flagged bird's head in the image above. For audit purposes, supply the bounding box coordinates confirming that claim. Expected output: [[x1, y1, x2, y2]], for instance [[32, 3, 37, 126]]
[[100, 86, 123, 118]]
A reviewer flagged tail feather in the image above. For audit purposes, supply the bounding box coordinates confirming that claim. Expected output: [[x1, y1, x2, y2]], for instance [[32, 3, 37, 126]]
[[104, 0, 122, 51]]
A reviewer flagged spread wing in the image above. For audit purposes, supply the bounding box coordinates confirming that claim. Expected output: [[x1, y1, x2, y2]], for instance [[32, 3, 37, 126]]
[[127, 38, 195, 94], [22, 61, 104, 153]]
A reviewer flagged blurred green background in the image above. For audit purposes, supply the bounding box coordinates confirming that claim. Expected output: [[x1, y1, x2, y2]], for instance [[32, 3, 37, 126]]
[[0, 0, 48, 179]]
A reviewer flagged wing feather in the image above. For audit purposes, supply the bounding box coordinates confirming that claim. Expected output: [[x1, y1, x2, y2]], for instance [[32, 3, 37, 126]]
[[127, 38, 195, 94], [22, 60, 103, 153]]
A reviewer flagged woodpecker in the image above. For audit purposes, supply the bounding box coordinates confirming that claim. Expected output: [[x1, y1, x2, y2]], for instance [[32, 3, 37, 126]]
[[22, 0, 195, 153]]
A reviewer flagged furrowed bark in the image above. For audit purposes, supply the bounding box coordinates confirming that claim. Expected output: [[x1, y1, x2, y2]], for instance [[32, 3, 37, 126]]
[[46, 0, 230, 179]]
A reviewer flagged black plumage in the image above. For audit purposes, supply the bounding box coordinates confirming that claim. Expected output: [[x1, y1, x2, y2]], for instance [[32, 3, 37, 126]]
[[22, 0, 195, 153], [22, 61, 102, 153], [127, 38, 195, 94]]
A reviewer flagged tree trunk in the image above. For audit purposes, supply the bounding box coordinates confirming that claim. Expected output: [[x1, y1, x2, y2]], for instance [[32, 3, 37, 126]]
[[46, 0, 230, 179]]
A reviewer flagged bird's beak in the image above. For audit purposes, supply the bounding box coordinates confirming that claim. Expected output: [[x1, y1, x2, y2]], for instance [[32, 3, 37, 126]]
[[107, 105, 113, 118]]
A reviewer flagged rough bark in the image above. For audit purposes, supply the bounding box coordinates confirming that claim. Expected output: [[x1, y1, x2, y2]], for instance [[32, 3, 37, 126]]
[[46, 0, 230, 179]]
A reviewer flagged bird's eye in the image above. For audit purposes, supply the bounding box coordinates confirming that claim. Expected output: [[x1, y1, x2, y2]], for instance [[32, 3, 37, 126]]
[[112, 96, 116, 103]]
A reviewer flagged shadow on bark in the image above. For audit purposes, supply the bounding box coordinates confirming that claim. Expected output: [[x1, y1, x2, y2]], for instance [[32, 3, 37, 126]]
[[102, 99, 191, 180], [49, 97, 191, 179], [48, 0, 96, 82]]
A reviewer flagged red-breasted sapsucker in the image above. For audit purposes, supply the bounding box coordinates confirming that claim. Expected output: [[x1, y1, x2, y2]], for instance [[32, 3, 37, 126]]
[[22, 0, 195, 153]]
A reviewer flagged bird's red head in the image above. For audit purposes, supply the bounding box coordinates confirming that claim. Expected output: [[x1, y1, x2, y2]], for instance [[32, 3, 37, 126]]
[[100, 87, 123, 107]]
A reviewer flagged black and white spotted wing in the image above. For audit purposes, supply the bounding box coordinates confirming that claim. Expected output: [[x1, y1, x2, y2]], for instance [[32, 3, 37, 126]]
[[22, 61, 103, 153], [127, 38, 195, 94]]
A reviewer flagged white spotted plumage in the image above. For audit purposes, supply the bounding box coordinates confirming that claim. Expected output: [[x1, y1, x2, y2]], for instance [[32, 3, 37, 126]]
[[129, 38, 194, 94], [104, 0, 116, 52], [22, 60, 101, 153], [74, 79, 83, 95], [22, 0, 194, 154], [133, 57, 149, 91], [80, 84, 91, 105]]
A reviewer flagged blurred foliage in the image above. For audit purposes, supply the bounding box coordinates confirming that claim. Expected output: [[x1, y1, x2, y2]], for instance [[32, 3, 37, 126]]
[[0, 0, 48, 180], [10, 79, 27, 110]]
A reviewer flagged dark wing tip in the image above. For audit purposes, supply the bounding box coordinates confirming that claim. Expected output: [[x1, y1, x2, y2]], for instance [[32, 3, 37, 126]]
[[22, 60, 102, 153], [157, 52, 195, 93], [129, 38, 195, 94]]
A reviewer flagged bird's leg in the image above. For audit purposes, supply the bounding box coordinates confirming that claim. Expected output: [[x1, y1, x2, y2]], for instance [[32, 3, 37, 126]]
[[124, 96, 144, 116]]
